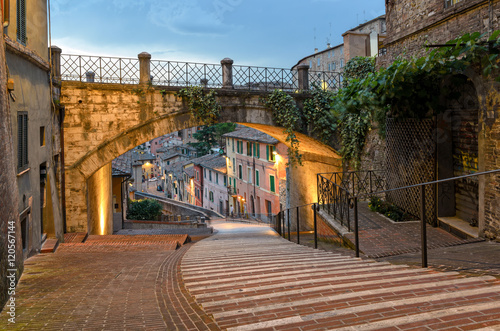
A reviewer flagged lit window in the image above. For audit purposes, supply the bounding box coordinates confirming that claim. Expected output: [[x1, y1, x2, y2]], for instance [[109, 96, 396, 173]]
[[266, 145, 276, 162], [445, 0, 462, 7], [247, 142, 252, 156]]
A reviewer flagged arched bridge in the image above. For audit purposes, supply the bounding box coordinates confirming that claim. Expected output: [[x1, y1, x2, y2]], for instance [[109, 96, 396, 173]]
[[53, 48, 343, 235]]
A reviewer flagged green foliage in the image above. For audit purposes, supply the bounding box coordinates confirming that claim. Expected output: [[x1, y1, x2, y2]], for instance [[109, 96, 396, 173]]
[[342, 56, 376, 87], [189, 123, 236, 156], [265, 90, 303, 166], [214, 122, 237, 146], [189, 125, 218, 156], [303, 85, 339, 144], [368, 196, 413, 222], [338, 110, 371, 169], [177, 86, 221, 126], [127, 199, 162, 221]]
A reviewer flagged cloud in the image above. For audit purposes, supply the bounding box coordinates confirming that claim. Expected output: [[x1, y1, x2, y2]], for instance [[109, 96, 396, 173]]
[[147, 0, 236, 36]]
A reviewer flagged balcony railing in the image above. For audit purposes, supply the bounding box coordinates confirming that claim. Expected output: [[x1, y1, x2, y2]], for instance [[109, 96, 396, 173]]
[[58, 53, 342, 92]]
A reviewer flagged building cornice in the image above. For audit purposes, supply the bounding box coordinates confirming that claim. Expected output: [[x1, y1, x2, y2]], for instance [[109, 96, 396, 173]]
[[4, 35, 50, 72]]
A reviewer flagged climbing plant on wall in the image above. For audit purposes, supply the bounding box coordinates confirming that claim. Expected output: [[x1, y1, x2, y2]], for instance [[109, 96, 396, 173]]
[[264, 90, 303, 166], [177, 86, 221, 126]]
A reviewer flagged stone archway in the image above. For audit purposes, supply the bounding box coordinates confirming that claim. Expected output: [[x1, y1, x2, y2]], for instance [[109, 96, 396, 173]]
[[61, 82, 342, 234]]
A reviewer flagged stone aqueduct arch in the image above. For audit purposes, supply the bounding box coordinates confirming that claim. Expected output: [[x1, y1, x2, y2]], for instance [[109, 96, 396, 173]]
[[61, 78, 342, 235]]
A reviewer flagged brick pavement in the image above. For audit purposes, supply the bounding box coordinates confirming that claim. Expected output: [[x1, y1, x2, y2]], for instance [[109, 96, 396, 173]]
[[0, 234, 216, 330]]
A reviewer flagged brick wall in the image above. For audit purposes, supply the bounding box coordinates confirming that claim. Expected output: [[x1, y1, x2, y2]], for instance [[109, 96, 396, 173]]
[[384, 0, 499, 62]]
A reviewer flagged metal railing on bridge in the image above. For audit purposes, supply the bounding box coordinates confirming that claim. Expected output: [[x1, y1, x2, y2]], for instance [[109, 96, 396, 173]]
[[59, 53, 342, 91]]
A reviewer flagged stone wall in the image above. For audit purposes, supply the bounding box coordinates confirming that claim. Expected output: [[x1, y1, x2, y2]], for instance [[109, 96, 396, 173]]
[[0, 25, 22, 312], [381, 0, 500, 238], [383, 0, 499, 63]]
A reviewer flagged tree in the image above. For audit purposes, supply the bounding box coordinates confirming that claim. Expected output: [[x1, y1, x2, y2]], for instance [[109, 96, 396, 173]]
[[189, 123, 236, 156], [127, 199, 162, 220]]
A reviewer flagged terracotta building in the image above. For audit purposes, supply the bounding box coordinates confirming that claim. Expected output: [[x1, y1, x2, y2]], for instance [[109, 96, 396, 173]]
[[223, 127, 288, 222]]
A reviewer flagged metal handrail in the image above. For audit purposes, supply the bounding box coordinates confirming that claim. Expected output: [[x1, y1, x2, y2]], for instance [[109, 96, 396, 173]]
[[280, 169, 500, 268]]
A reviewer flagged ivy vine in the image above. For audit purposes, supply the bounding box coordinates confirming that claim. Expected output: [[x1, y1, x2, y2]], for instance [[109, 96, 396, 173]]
[[265, 90, 303, 166], [177, 86, 221, 126]]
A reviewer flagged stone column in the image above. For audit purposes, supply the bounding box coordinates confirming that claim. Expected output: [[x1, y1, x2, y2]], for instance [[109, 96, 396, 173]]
[[50, 46, 62, 82], [86, 71, 95, 83], [138, 52, 151, 85], [221, 58, 234, 89], [297, 64, 309, 91], [87, 163, 113, 235]]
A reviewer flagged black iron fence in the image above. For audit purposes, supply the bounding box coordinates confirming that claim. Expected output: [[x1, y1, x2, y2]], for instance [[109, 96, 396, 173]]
[[274, 203, 319, 249], [60, 54, 342, 91], [316, 170, 386, 231]]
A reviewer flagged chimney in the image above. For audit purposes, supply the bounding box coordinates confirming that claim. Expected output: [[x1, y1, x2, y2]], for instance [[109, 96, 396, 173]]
[[314, 48, 318, 53], [327, 43, 331, 48]]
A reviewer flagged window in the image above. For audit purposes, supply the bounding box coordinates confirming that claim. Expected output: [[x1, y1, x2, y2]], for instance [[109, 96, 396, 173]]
[[18, 112, 28, 170], [317, 58, 321, 67], [196, 170, 199, 181], [238, 165, 242, 179], [233, 158, 235, 172], [236, 140, 240, 153], [309, 60, 312, 68], [204, 169, 206, 178], [216, 173, 219, 185], [167, 161, 170, 165], [224, 175, 227, 186], [40, 127, 45, 146], [340, 59, 344, 68], [205, 187, 207, 197], [17, 0, 26, 45], [255, 170, 260, 186], [209, 170, 212, 182], [266, 145, 276, 162], [246, 142, 252, 156], [247, 167, 252, 184], [270, 175, 275, 193], [209, 191, 214, 202], [445, 0, 462, 7], [232, 138, 235, 152], [331, 50, 334, 57]]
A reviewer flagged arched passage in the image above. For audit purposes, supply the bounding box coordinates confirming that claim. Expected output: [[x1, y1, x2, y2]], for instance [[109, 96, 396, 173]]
[[61, 82, 342, 234]]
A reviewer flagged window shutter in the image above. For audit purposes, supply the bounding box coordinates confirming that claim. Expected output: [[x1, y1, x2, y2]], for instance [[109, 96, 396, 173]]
[[270, 175, 275, 193], [17, 114, 23, 169], [17, 0, 27, 45], [266, 145, 269, 161]]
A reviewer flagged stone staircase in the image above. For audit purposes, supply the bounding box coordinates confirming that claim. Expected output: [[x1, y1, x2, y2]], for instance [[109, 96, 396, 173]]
[[181, 227, 500, 330]]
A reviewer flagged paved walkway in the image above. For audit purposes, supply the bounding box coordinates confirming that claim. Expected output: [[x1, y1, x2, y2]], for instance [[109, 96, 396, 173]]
[[2, 221, 500, 330], [181, 222, 500, 330], [318, 202, 484, 258]]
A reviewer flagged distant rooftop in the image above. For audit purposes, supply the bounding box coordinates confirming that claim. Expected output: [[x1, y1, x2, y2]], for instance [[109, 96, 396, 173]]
[[222, 127, 278, 145]]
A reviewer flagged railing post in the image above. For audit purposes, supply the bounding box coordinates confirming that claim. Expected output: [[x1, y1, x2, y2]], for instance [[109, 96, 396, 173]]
[[313, 204, 318, 249], [86, 71, 95, 83], [138, 52, 152, 85], [296, 206, 300, 245], [50, 46, 62, 82], [287, 210, 291, 240], [221, 58, 234, 89], [297, 64, 309, 91], [354, 197, 360, 258], [421, 186, 428, 268]]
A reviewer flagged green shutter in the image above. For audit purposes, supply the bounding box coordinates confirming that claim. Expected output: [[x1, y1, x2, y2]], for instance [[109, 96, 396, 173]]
[[256, 170, 259, 186], [270, 175, 275, 193], [257, 143, 260, 158], [266, 145, 269, 161]]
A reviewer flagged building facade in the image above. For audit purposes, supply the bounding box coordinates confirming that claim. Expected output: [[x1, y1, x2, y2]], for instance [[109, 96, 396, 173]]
[[4, 0, 64, 259], [223, 127, 288, 222], [198, 154, 228, 215], [381, 0, 500, 239], [293, 15, 386, 73]]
